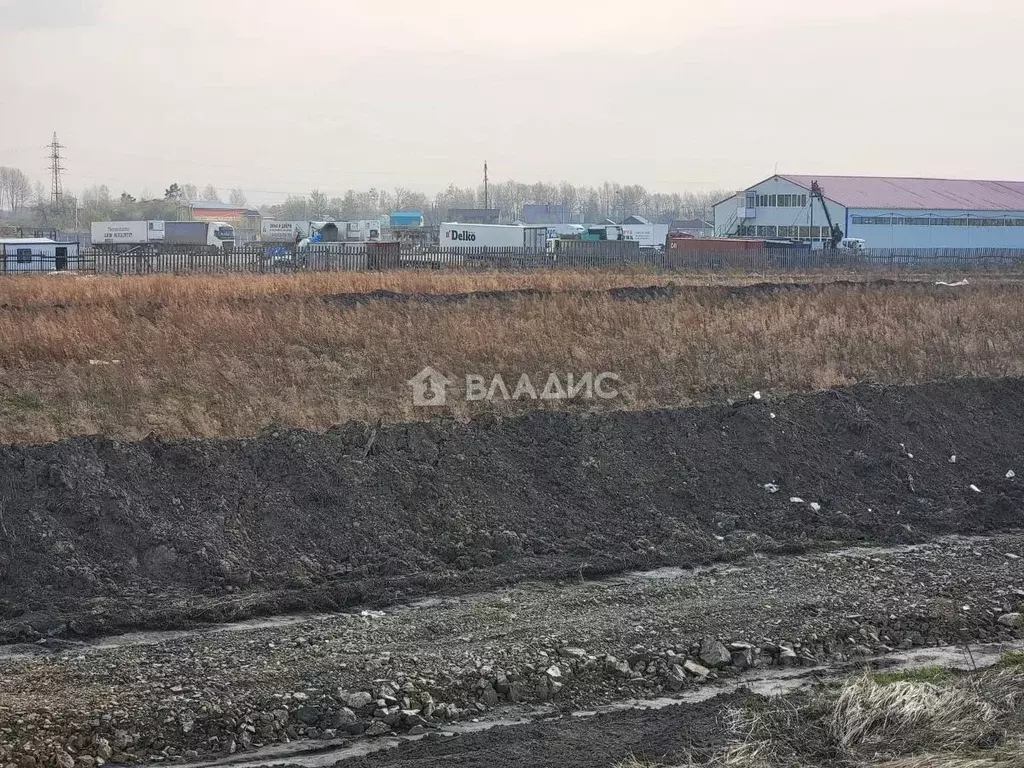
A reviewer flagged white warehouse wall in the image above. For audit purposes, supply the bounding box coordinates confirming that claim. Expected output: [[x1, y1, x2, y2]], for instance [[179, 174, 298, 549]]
[[714, 177, 846, 241], [846, 209, 1024, 249]]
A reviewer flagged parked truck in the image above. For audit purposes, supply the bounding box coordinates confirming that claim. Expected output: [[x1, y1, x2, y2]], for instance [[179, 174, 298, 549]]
[[439, 223, 548, 251], [90, 221, 235, 253]]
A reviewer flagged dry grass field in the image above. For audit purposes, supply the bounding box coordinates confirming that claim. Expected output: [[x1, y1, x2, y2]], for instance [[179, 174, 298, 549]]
[[1, 269, 1022, 443]]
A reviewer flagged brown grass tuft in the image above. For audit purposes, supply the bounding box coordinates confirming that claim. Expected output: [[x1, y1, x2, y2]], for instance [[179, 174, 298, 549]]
[[716, 669, 1024, 768]]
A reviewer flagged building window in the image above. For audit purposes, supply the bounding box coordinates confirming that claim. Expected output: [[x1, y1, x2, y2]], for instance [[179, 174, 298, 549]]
[[746, 193, 756, 209], [16, 248, 32, 264]]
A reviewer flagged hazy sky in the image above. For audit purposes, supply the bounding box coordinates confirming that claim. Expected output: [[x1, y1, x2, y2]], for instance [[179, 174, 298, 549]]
[[1, 0, 1022, 203]]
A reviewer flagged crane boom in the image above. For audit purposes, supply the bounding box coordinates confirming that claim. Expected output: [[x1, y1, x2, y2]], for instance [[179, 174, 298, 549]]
[[810, 181, 844, 251]]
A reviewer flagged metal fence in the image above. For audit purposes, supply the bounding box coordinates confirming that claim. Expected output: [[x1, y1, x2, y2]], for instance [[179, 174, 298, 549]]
[[60, 241, 648, 276], [664, 246, 1024, 272], [0, 255, 95, 274], [6, 243, 1024, 277]]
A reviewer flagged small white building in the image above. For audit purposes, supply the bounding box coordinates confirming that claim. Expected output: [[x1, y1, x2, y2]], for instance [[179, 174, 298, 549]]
[[714, 175, 1024, 250], [0, 238, 80, 272]]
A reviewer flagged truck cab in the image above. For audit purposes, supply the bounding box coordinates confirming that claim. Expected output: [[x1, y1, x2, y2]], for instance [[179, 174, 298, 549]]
[[838, 237, 866, 252], [211, 222, 235, 249]]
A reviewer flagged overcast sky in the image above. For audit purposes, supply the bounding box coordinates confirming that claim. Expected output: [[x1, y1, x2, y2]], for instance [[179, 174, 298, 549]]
[[1, 0, 1021, 203]]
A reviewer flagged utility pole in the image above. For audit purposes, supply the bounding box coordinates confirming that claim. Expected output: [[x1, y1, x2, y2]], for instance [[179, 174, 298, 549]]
[[483, 161, 489, 210], [809, 196, 814, 249], [47, 132, 65, 212]]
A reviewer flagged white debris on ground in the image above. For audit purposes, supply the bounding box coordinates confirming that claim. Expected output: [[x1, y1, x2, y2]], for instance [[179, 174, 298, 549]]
[[1008, 470, 1017, 479], [763, 483, 779, 494], [752, 391, 762, 401], [809, 502, 822, 512], [790, 497, 804, 504], [950, 455, 957, 463], [935, 279, 969, 287], [970, 485, 982, 493]]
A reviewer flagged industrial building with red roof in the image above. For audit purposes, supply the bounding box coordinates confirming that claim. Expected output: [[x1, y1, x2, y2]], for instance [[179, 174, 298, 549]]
[[713, 174, 1024, 249]]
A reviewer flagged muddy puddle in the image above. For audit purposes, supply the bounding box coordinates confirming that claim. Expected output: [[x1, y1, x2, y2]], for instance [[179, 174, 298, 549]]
[[168, 639, 1024, 768]]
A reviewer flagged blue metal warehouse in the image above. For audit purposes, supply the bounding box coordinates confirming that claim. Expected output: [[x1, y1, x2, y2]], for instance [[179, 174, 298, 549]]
[[714, 175, 1024, 249]]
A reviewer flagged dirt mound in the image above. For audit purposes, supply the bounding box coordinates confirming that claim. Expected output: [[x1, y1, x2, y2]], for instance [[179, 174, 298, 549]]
[[1, 377, 1023, 642], [317, 279, 922, 308]]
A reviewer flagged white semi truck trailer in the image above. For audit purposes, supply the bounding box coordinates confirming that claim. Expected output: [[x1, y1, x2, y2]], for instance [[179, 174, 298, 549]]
[[90, 221, 235, 252], [439, 223, 548, 250]]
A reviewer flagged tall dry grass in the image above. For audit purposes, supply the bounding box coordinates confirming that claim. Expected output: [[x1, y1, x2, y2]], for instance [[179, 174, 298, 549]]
[[0, 271, 1023, 443]]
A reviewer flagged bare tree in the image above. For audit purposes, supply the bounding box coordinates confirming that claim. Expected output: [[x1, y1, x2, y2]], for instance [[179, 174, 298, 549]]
[[202, 184, 221, 202], [181, 183, 198, 202], [0, 167, 32, 213], [308, 189, 329, 218], [229, 188, 248, 207], [0, 167, 9, 211]]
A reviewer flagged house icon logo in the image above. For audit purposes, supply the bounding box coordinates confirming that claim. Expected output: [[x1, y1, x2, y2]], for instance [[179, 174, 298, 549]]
[[407, 366, 455, 407]]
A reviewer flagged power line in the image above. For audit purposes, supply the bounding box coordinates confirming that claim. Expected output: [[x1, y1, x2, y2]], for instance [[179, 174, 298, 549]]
[[47, 132, 65, 209]]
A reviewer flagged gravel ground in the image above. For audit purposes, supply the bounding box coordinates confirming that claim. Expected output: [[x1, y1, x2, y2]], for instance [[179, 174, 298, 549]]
[[3, 534, 1024, 768]]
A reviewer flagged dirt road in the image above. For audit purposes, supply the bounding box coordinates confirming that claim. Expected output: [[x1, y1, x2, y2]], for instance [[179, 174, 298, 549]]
[[3, 534, 1024, 767]]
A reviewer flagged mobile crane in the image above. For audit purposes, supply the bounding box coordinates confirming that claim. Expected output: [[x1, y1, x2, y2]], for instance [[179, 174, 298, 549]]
[[810, 181, 845, 251]]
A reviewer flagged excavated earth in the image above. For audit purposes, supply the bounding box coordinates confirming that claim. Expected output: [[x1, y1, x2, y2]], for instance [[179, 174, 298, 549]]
[[2, 376, 1024, 767], [2, 377, 1024, 643]]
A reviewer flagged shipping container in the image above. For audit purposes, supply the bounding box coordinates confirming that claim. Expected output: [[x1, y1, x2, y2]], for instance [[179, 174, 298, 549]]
[[440, 223, 548, 250], [665, 236, 765, 269], [666, 237, 765, 254], [333, 220, 383, 242], [390, 210, 424, 228], [620, 224, 669, 248], [261, 220, 309, 243]]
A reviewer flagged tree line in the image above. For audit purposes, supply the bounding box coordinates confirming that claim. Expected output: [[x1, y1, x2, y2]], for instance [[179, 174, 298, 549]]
[[0, 163, 727, 230], [266, 181, 726, 225]]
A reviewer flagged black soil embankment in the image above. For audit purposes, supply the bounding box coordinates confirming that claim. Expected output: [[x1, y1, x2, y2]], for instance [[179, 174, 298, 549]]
[[318, 278, 909, 307], [1, 378, 1023, 642], [0, 278, 933, 314]]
